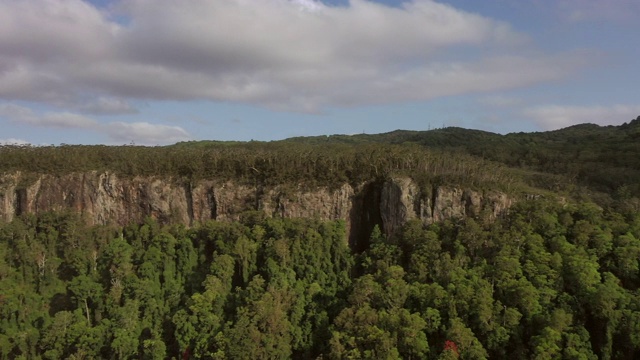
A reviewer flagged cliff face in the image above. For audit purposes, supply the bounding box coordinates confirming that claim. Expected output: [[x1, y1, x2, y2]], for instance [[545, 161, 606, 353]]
[[0, 172, 512, 248], [379, 177, 512, 238]]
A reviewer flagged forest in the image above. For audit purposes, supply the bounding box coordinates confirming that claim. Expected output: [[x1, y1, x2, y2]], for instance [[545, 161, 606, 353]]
[[1, 118, 640, 359], [1, 200, 640, 359]]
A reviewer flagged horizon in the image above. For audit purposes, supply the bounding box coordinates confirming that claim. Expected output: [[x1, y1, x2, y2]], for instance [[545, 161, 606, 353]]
[[4, 117, 638, 148]]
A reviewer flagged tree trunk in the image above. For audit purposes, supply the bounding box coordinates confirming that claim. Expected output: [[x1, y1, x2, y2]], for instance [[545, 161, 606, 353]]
[[84, 298, 91, 326]]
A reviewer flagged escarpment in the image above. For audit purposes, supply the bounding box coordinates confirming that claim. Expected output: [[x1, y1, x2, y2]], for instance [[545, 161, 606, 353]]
[[0, 172, 512, 249]]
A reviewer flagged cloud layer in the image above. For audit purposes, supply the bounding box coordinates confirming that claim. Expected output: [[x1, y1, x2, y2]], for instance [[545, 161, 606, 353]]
[[0, 104, 190, 145], [0, 0, 584, 113]]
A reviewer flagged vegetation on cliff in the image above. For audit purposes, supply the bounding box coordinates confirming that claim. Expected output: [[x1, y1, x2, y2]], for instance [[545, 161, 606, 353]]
[[0, 141, 514, 194], [2, 116, 639, 206]]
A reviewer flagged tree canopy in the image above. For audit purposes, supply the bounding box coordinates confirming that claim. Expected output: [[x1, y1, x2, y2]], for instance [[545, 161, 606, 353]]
[[0, 198, 639, 359]]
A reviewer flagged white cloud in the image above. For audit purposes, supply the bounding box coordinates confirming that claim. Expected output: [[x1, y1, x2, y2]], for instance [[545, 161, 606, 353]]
[[291, 0, 322, 11], [0, 138, 30, 146], [523, 104, 640, 130], [0, 104, 190, 145], [0, 0, 583, 112], [0, 104, 98, 128], [103, 121, 191, 145]]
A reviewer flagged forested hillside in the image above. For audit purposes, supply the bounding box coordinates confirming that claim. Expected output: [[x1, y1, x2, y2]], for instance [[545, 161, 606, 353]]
[[285, 115, 640, 199], [1, 119, 640, 359]]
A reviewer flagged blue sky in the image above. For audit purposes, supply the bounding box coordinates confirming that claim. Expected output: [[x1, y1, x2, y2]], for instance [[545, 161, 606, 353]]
[[1, 0, 639, 145]]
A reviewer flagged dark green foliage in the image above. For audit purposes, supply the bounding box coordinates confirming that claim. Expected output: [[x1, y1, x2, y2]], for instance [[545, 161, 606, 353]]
[[0, 201, 640, 358], [0, 213, 354, 359]]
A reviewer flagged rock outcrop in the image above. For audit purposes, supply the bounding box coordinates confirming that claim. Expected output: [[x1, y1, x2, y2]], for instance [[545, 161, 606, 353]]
[[379, 177, 513, 238], [0, 172, 513, 248]]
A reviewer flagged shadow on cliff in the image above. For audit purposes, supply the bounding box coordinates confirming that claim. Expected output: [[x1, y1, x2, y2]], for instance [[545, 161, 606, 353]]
[[348, 180, 384, 253]]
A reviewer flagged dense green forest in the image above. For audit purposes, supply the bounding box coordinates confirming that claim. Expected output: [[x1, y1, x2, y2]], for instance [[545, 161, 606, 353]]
[[1, 119, 640, 359], [1, 200, 640, 359]]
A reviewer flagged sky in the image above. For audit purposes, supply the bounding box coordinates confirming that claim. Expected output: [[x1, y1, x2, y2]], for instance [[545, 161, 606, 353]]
[[1, 0, 639, 145]]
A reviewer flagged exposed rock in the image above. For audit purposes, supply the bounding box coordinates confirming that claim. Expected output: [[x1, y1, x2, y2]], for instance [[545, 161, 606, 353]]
[[432, 186, 466, 223], [0, 172, 513, 247], [380, 177, 419, 238], [463, 189, 483, 218], [189, 180, 216, 223], [266, 183, 354, 221], [379, 178, 513, 235], [0, 172, 19, 222], [483, 191, 513, 220], [208, 181, 255, 222]]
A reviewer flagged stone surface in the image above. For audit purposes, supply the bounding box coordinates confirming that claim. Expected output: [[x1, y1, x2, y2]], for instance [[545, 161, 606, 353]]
[[0, 172, 513, 244]]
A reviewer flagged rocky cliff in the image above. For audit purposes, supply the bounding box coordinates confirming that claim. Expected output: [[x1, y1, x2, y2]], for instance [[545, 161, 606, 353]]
[[0, 172, 512, 248]]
